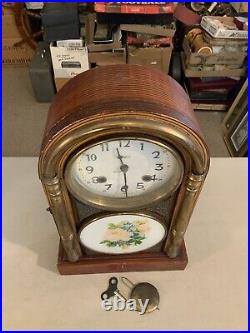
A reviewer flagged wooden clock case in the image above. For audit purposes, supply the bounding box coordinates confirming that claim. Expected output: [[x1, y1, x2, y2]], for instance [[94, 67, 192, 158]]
[[38, 65, 210, 275]]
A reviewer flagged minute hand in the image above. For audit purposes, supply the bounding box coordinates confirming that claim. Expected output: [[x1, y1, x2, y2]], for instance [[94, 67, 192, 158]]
[[116, 148, 129, 198]]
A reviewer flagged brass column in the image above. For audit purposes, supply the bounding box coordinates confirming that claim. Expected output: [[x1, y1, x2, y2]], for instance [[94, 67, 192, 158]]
[[165, 173, 205, 258], [44, 176, 82, 262]]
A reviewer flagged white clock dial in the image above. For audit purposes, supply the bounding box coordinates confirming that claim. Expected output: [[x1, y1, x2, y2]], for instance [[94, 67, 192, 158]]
[[65, 138, 183, 209]]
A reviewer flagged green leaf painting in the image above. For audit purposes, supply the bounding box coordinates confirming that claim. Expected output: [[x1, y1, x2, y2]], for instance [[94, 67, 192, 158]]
[[100, 220, 150, 249]]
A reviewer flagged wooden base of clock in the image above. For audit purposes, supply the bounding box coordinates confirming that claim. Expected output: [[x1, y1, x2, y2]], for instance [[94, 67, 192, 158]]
[[57, 242, 188, 275]]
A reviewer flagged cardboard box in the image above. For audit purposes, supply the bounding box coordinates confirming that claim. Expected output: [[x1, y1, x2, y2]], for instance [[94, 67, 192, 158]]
[[2, 7, 21, 39], [88, 49, 126, 66], [181, 52, 246, 78], [127, 46, 172, 73], [183, 37, 247, 66], [50, 44, 89, 78], [2, 38, 34, 65], [55, 77, 70, 92], [88, 39, 122, 52], [120, 23, 176, 37], [2, 6, 34, 65], [94, 2, 175, 14], [85, 13, 96, 45], [86, 13, 122, 52], [203, 32, 248, 49], [201, 16, 248, 39]]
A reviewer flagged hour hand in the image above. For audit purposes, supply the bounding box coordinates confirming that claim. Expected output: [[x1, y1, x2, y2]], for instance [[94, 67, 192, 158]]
[[116, 148, 129, 197], [116, 148, 123, 162], [116, 149, 129, 173]]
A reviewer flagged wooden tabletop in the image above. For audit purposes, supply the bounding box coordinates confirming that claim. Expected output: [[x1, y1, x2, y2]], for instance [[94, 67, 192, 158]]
[[3, 157, 247, 330]]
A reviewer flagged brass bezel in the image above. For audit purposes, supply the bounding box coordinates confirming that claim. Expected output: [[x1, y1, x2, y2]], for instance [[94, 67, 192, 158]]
[[64, 136, 184, 211], [78, 211, 168, 255]]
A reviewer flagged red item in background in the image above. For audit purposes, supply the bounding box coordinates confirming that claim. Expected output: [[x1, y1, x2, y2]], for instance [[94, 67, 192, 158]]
[[188, 77, 240, 91], [95, 2, 175, 14], [127, 34, 172, 47], [174, 4, 201, 25]]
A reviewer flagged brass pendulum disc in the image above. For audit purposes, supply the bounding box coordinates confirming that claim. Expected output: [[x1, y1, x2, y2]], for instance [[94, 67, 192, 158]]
[[131, 282, 160, 314]]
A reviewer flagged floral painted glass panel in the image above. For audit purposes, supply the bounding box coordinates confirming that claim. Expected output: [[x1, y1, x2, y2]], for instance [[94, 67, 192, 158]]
[[79, 214, 166, 254]]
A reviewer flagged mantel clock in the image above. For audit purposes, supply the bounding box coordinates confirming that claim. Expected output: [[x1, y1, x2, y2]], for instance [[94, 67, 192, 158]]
[[39, 65, 209, 275]]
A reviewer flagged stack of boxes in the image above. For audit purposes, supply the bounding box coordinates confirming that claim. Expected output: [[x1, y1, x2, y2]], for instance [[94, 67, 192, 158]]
[[123, 22, 175, 73], [40, 3, 89, 92], [85, 12, 125, 67], [182, 15, 248, 111], [50, 2, 177, 92], [86, 2, 176, 73], [4, 2, 248, 109]]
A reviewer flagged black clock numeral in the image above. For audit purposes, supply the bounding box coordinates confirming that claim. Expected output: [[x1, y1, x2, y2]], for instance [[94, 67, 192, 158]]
[[105, 184, 112, 190], [86, 154, 97, 162], [155, 163, 163, 171], [86, 166, 94, 174], [119, 140, 130, 148], [152, 151, 160, 159], [124, 140, 130, 147], [151, 174, 162, 182], [137, 182, 145, 190], [92, 176, 107, 183], [92, 177, 99, 183], [121, 185, 128, 193], [101, 143, 109, 152], [140, 143, 144, 151]]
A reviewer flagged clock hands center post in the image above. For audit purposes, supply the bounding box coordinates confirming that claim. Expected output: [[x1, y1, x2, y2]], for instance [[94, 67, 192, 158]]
[[116, 148, 129, 198]]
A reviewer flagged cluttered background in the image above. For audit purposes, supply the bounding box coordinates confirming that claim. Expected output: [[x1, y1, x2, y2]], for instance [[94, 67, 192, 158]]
[[2, 2, 248, 157]]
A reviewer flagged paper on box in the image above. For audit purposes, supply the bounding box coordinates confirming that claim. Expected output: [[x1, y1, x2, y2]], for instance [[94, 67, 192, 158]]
[[50, 44, 89, 78], [56, 39, 84, 48], [201, 16, 248, 39]]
